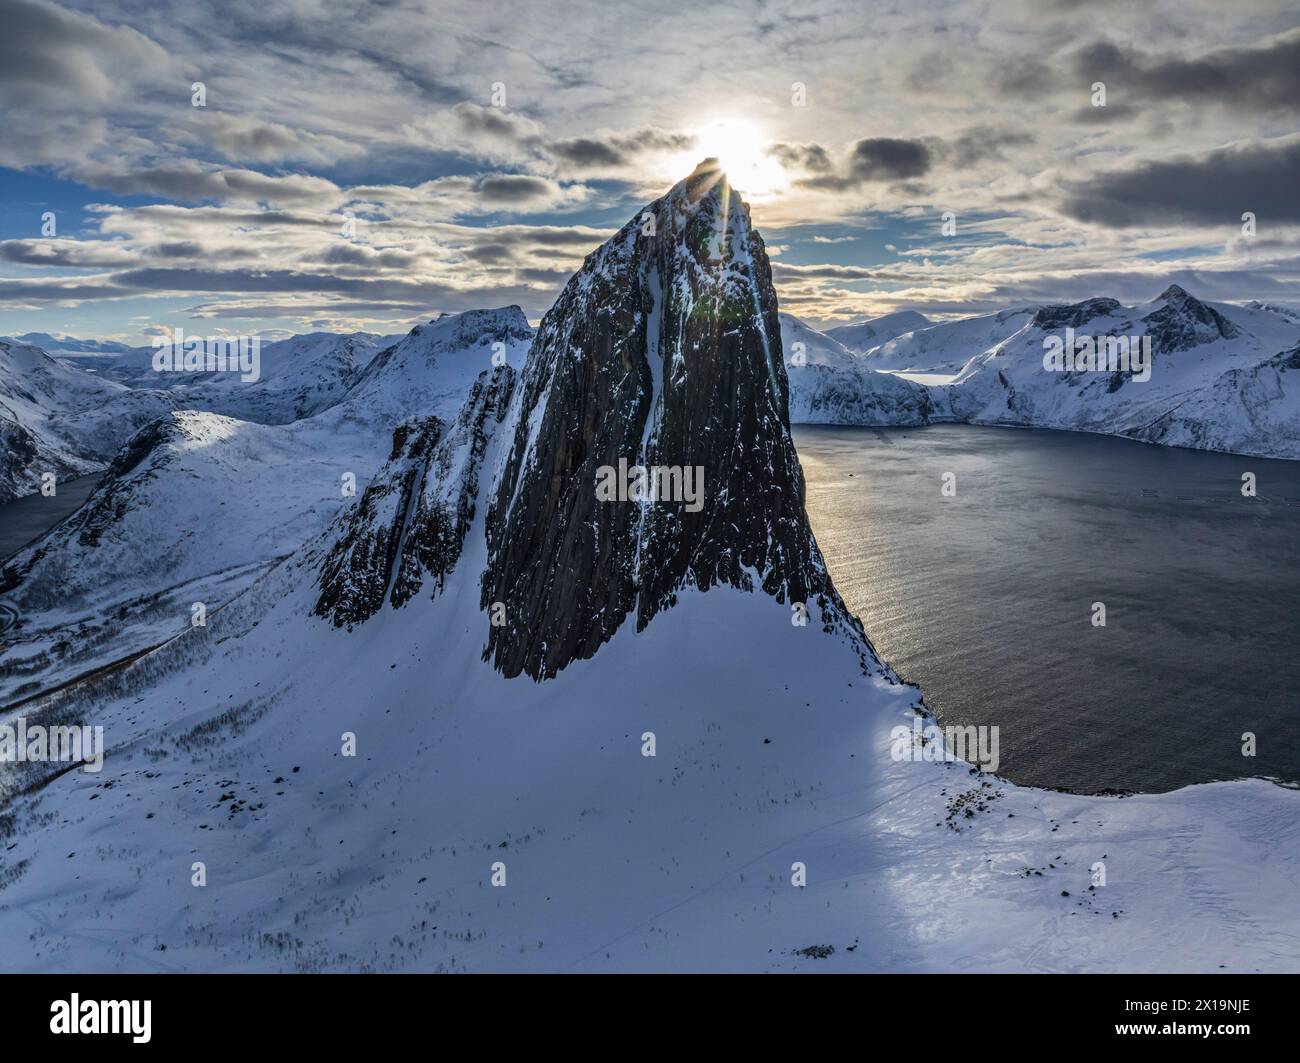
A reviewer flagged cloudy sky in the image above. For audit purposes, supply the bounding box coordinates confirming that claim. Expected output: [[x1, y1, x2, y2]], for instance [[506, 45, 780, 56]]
[[1, 0, 1297, 342]]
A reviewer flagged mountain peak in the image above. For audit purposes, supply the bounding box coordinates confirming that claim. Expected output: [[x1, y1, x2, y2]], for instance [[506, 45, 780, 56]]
[[481, 173, 845, 679], [1143, 284, 1240, 349]]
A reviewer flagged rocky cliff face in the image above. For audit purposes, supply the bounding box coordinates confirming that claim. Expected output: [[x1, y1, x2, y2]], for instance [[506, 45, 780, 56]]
[[314, 365, 515, 627], [1141, 285, 1240, 352], [481, 160, 842, 679]]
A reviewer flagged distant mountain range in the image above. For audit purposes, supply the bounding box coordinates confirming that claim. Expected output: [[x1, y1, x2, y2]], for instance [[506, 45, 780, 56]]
[[7, 282, 1296, 508]]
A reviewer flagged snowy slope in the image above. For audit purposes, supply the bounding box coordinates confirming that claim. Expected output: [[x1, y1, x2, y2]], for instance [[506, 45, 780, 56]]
[[948, 286, 1300, 457], [0, 310, 531, 701], [2, 168, 1298, 974], [1121, 343, 1300, 456], [864, 307, 1036, 373], [0, 331, 397, 502], [166, 331, 396, 423], [781, 313, 945, 425], [780, 292, 1300, 458], [780, 312, 861, 371], [825, 309, 932, 353], [343, 308, 533, 425], [0, 340, 176, 502]]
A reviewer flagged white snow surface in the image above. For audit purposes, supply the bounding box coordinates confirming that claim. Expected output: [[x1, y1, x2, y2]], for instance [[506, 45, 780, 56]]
[[824, 310, 933, 354]]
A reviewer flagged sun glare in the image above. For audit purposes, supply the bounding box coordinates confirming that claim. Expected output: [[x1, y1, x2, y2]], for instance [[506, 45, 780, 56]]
[[683, 119, 787, 197]]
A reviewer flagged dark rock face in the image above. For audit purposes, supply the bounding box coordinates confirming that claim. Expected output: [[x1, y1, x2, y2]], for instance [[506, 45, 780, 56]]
[[1142, 286, 1240, 351], [1031, 298, 1123, 331], [391, 368, 514, 607], [315, 417, 445, 628], [481, 161, 840, 679], [314, 365, 514, 627]]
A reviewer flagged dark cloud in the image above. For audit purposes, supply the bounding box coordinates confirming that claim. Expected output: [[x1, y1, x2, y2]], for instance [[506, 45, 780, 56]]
[[473, 174, 562, 203], [192, 113, 360, 165], [1060, 136, 1300, 227], [1060, 31, 1294, 113], [0, 238, 202, 267], [451, 102, 540, 143], [547, 127, 694, 169], [846, 138, 932, 180], [1068, 102, 1139, 124], [316, 244, 422, 268], [778, 129, 1027, 190], [800, 137, 933, 191], [548, 137, 624, 167], [80, 163, 340, 205], [942, 127, 1035, 165], [771, 262, 911, 282], [463, 242, 514, 264], [767, 142, 833, 172]]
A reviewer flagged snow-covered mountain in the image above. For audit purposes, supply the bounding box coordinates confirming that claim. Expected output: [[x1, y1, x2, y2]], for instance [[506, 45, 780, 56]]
[[780, 314, 943, 425], [343, 307, 532, 424], [0, 309, 534, 701], [2, 332, 136, 356], [0, 330, 410, 502], [825, 309, 931, 353], [781, 288, 1300, 458], [863, 307, 1036, 373], [158, 331, 398, 423], [947, 286, 1300, 457], [3, 165, 1298, 973], [780, 312, 861, 371], [0, 340, 177, 502]]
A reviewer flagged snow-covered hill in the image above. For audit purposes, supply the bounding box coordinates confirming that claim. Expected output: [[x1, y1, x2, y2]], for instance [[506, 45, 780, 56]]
[[780, 314, 944, 425], [2, 165, 1298, 973], [0, 340, 177, 502], [3, 332, 136, 356], [166, 331, 397, 423], [947, 286, 1300, 457], [0, 331, 402, 502], [0, 310, 535, 700], [343, 308, 533, 424], [863, 307, 1036, 373], [780, 290, 1300, 458], [825, 309, 932, 353]]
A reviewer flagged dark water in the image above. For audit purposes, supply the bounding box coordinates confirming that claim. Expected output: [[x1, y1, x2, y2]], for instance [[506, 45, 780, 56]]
[[794, 424, 1300, 794], [0, 474, 100, 561]]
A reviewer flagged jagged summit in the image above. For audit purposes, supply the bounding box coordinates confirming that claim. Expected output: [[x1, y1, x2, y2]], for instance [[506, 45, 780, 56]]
[[481, 168, 848, 679], [1143, 283, 1240, 349]]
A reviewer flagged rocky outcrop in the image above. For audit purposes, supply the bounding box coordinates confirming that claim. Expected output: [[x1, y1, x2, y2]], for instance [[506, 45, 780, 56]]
[[1142, 285, 1241, 352], [481, 160, 842, 679], [314, 365, 515, 627]]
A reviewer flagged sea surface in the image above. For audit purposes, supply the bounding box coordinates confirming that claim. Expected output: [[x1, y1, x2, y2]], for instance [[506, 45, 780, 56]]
[[795, 423, 1300, 793]]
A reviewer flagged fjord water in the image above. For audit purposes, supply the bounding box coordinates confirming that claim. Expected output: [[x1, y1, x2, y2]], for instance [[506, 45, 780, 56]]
[[0, 474, 101, 561], [795, 424, 1300, 794]]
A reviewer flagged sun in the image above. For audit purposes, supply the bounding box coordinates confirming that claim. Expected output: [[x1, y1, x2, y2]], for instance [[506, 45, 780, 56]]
[[684, 119, 788, 197]]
